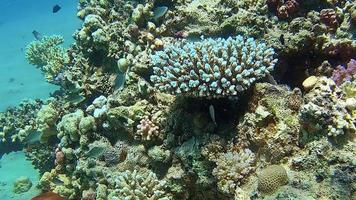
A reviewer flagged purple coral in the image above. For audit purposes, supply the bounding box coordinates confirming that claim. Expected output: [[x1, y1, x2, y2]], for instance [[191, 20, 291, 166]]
[[331, 59, 356, 85]]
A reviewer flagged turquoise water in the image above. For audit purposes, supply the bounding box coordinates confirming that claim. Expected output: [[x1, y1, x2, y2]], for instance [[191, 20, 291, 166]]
[[0, 0, 80, 111], [0, 1, 79, 199]]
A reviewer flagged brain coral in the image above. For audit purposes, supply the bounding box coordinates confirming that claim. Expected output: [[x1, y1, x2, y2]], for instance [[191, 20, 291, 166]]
[[150, 36, 277, 98], [258, 165, 288, 194]]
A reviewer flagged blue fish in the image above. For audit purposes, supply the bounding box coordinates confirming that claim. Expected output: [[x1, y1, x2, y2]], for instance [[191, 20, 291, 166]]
[[53, 4, 61, 13]]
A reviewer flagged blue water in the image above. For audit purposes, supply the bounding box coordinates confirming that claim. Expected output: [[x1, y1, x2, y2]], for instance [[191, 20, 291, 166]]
[[0, 1, 80, 199], [0, 0, 80, 111]]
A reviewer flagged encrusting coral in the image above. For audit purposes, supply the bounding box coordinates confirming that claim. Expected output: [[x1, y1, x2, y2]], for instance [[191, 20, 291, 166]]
[[300, 76, 355, 139]]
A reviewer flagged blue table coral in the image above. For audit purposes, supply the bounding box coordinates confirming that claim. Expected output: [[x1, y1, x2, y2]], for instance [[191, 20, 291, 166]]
[[150, 36, 278, 98]]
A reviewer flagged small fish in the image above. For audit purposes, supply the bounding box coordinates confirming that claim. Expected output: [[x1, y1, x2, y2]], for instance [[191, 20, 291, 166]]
[[52, 177, 64, 185], [23, 131, 42, 145], [86, 146, 106, 158], [153, 6, 168, 22], [209, 105, 217, 125], [66, 93, 85, 104], [52, 4, 61, 13], [32, 191, 66, 200], [32, 30, 42, 40], [114, 72, 127, 90], [266, 73, 277, 85], [279, 34, 285, 45], [8, 78, 15, 83]]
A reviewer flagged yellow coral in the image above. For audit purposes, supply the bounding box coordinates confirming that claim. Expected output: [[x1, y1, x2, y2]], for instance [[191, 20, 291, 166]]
[[25, 35, 69, 83]]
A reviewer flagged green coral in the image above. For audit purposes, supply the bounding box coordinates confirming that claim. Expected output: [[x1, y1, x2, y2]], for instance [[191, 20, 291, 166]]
[[26, 35, 69, 83], [107, 169, 172, 200], [36, 103, 59, 143], [13, 176, 32, 194], [177, 0, 270, 37], [57, 110, 85, 146]]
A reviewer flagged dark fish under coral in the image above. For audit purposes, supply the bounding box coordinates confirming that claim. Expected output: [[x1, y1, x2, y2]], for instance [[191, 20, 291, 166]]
[[32, 30, 43, 40], [32, 191, 66, 200], [114, 72, 127, 90], [279, 34, 285, 45], [153, 6, 168, 22], [52, 177, 64, 186], [52, 4, 61, 13], [86, 146, 106, 158]]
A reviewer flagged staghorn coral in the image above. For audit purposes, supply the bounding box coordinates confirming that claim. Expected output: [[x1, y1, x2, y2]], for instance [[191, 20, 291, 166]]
[[26, 35, 69, 83], [107, 169, 172, 199], [257, 165, 289, 194], [212, 149, 256, 194], [150, 36, 277, 98]]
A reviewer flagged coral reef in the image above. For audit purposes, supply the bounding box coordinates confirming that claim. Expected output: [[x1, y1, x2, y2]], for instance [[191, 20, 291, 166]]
[[2, 0, 356, 200], [300, 76, 355, 139], [151, 36, 277, 98]]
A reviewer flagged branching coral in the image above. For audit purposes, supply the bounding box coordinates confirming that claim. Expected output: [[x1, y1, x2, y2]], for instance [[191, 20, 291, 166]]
[[107, 169, 172, 199], [26, 35, 69, 83], [211, 149, 256, 194], [136, 116, 159, 141], [150, 36, 277, 98]]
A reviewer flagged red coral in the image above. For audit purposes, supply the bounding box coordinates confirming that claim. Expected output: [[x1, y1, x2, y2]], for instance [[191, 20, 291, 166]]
[[54, 147, 64, 166], [267, 0, 301, 19], [323, 41, 356, 61], [320, 9, 339, 29]]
